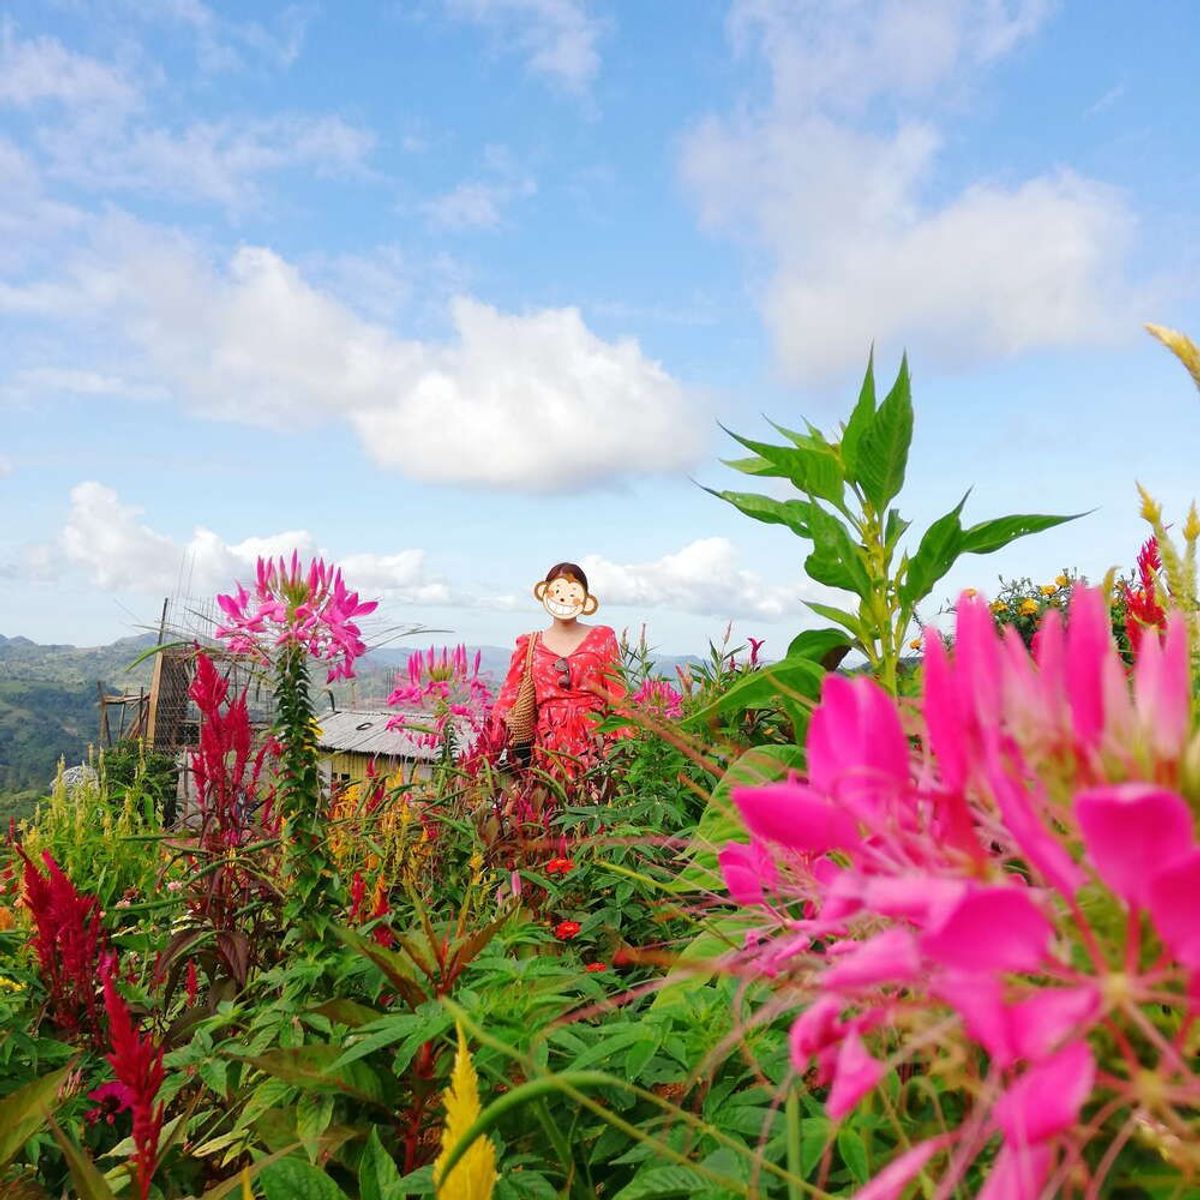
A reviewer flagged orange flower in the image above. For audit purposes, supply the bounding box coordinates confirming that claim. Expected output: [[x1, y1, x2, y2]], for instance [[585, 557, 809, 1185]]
[[585, 962, 608, 973], [545, 858, 575, 877], [0, 906, 14, 931], [991, 600, 1008, 614], [1019, 598, 1039, 617], [553, 920, 581, 941]]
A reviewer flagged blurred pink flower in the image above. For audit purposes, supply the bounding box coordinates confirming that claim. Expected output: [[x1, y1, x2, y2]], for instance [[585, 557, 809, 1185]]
[[724, 587, 1200, 1193], [215, 552, 377, 683]]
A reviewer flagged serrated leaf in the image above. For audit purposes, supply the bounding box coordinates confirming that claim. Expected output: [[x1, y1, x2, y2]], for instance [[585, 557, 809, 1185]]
[[856, 356, 913, 511], [719, 425, 844, 505], [610, 1165, 718, 1199], [296, 1093, 334, 1162], [898, 491, 968, 609], [704, 487, 814, 538], [960, 512, 1085, 556], [358, 1127, 405, 1200], [0, 1065, 73, 1170]]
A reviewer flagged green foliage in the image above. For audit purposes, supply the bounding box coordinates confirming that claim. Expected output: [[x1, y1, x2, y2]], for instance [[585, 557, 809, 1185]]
[[710, 351, 1084, 693]]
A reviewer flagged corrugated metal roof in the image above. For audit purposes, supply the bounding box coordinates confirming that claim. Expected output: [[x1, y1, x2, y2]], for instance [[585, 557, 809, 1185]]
[[316, 709, 447, 760]]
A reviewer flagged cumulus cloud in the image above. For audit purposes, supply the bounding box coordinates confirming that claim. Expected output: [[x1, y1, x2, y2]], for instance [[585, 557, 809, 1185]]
[[681, 0, 1140, 382], [5, 215, 702, 489], [581, 537, 810, 619], [54, 481, 449, 603], [445, 0, 603, 92]]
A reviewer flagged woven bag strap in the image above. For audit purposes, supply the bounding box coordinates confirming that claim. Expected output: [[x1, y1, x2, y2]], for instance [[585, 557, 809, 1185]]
[[522, 630, 539, 681]]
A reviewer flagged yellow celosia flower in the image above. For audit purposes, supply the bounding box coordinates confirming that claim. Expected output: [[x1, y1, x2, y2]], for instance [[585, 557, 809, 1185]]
[[434, 1026, 498, 1200], [0, 976, 25, 992], [1019, 599, 1039, 617], [1146, 323, 1200, 392]]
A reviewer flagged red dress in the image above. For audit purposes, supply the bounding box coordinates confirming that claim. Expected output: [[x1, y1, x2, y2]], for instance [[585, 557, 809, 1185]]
[[491, 625, 626, 778]]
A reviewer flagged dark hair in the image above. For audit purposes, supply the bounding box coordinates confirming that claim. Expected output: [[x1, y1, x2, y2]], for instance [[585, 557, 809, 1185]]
[[544, 561, 588, 592]]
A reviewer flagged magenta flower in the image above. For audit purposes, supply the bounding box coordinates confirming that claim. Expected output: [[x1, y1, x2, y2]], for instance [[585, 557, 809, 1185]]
[[630, 678, 684, 720], [722, 587, 1200, 1193], [215, 552, 377, 683], [386, 644, 493, 752]]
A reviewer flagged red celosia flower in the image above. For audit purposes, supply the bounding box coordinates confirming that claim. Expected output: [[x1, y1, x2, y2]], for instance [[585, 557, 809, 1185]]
[[370, 879, 394, 948], [545, 858, 575, 876], [1122, 536, 1167, 654], [584, 962, 607, 973], [216, 553, 377, 683], [553, 920, 582, 941], [349, 870, 367, 922], [17, 848, 106, 1042], [88, 957, 164, 1200], [747, 637, 766, 668]]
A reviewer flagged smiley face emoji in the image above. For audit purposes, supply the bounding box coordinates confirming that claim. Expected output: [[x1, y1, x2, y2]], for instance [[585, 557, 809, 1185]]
[[534, 573, 598, 620]]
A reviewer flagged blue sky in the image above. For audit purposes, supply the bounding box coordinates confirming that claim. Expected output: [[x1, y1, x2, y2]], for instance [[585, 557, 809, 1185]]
[[0, 0, 1197, 656]]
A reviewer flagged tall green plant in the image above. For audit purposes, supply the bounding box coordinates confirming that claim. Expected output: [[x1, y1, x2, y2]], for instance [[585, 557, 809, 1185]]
[[709, 353, 1083, 693]]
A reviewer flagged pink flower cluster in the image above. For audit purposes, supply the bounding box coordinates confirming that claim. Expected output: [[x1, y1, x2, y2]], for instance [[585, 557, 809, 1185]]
[[386, 645, 493, 750], [630, 678, 684, 721], [722, 588, 1200, 1196], [215, 553, 377, 683]]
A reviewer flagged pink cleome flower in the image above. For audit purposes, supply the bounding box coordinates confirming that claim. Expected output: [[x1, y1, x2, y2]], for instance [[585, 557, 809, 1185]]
[[723, 587, 1200, 1194], [385, 644, 494, 751], [630, 678, 684, 720], [215, 552, 377, 684]]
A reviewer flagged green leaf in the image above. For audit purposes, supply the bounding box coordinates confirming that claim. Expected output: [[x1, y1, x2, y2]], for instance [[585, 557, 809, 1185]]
[[308, 999, 381, 1029], [704, 487, 814, 538], [804, 504, 871, 595], [883, 506, 911, 550], [804, 601, 868, 643], [786, 627, 852, 665], [960, 511, 1086, 556], [719, 425, 844, 505], [260, 1157, 351, 1200], [358, 1128, 404, 1200], [296, 1093, 334, 1163], [856, 356, 913, 511], [683, 654, 825, 728], [0, 1065, 73, 1170], [836, 1127, 870, 1185], [611, 1166, 721, 1199], [899, 491, 969, 609], [839, 350, 876, 478], [240, 1046, 388, 1107]]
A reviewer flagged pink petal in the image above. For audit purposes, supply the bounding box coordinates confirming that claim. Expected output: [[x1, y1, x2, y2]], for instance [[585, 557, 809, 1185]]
[[826, 1031, 884, 1119], [994, 1041, 1095, 1144], [933, 972, 1014, 1066], [807, 675, 909, 798], [1010, 985, 1102, 1061], [822, 928, 921, 991], [1134, 613, 1190, 757], [734, 782, 860, 854], [921, 634, 968, 792], [863, 875, 966, 925], [953, 594, 1003, 728], [852, 1136, 947, 1200], [1147, 849, 1200, 968], [921, 887, 1050, 974], [719, 841, 777, 906], [789, 994, 844, 1070], [977, 1143, 1052, 1200], [1065, 586, 1114, 751], [1076, 783, 1195, 907]]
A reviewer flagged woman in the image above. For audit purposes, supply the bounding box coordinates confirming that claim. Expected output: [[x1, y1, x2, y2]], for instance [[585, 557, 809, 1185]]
[[491, 562, 626, 782]]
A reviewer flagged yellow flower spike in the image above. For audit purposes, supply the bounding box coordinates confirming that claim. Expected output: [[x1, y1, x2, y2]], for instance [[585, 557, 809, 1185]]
[[1146, 323, 1200, 392], [1138, 483, 1163, 524], [1186, 503, 1200, 545], [433, 1026, 498, 1200]]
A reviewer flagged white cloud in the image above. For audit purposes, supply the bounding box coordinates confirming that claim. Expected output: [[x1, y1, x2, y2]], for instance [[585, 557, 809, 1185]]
[[6, 215, 702, 489], [445, 0, 603, 92], [423, 145, 537, 230], [581, 537, 809, 619], [681, 0, 1141, 382], [54, 481, 449, 603], [0, 20, 137, 112]]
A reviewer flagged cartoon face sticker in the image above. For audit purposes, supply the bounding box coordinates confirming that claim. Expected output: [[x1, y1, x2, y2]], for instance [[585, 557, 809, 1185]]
[[534, 574, 599, 620]]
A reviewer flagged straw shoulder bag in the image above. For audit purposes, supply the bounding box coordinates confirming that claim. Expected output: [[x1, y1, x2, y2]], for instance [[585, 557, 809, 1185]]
[[504, 631, 539, 746]]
